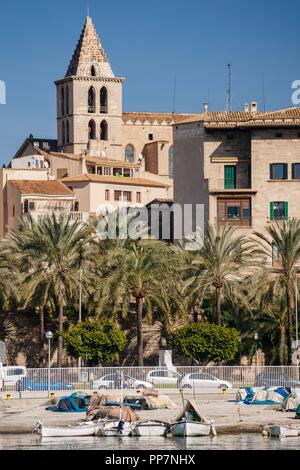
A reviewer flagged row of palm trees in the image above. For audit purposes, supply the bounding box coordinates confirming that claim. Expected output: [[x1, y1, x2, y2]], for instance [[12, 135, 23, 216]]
[[0, 212, 300, 366]]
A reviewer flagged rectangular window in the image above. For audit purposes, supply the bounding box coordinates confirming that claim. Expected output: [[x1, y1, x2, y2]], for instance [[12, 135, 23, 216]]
[[270, 163, 288, 180], [97, 166, 103, 175], [217, 198, 251, 227], [104, 167, 111, 176], [292, 163, 300, 179], [149, 133, 154, 141], [136, 192, 142, 203], [113, 168, 123, 177], [29, 201, 35, 211], [114, 191, 122, 201], [123, 191, 132, 202], [270, 201, 288, 221], [105, 190, 110, 201], [224, 165, 236, 189], [12, 205, 15, 217]]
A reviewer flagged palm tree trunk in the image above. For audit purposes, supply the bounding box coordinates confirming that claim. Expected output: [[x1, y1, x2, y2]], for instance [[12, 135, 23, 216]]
[[215, 287, 222, 325], [287, 287, 293, 362], [279, 324, 287, 366], [39, 306, 45, 366], [136, 297, 144, 367], [193, 307, 199, 323], [57, 301, 64, 368]]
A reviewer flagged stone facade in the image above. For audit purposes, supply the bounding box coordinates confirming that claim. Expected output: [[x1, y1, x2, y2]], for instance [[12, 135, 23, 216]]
[[174, 111, 300, 237]]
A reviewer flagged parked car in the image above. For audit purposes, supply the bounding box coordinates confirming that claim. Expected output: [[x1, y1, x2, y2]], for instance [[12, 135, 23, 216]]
[[92, 373, 152, 390], [0, 364, 27, 390], [181, 372, 232, 390], [146, 369, 181, 387], [19, 377, 74, 392], [254, 371, 300, 388]]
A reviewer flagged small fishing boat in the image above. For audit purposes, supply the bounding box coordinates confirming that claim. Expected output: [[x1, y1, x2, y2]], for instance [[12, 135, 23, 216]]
[[131, 420, 168, 437], [168, 400, 216, 437], [34, 420, 101, 438], [268, 425, 299, 438], [98, 419, 135, 437]]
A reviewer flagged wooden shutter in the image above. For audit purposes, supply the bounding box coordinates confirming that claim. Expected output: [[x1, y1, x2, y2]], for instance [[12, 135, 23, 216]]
[[270, 202, 274, 221], [284, 201, 288, 219]]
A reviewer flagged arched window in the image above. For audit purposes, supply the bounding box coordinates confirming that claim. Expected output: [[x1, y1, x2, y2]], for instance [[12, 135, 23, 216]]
[[88, 120, 96, 140], [88, 86, 96, 113], [125, 144, 135, 163], [100, 87, 108, 114], [100, 120, 108, 141], [169, 145, 174, 178], [62, 121, 66, 145], [91, 66, 96, 77], [66, 86, 70, 115], [66, 120, 70, 144], [61, 87, 65, 116]]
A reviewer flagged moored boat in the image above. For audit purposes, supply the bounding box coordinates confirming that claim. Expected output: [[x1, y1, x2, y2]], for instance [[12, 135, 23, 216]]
[[98, 419, 135, 437], [268, 425, 299, 438], [131, 420, 168, 437], [168, 400, 216, 437], [34, 420, 101, 438]]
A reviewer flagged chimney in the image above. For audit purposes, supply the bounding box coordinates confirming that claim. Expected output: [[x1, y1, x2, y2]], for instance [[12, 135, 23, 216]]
[[204, 102, 209, 113], [244, 103, 250, 112], [79, 153, 87, 174], [251, 101, 258, 114]]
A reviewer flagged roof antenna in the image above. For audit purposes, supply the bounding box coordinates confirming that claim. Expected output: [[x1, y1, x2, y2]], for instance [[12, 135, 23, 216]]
[[262, 73, 266, 112], [227, 63, 232, 112], [172, 73, 177, 115]]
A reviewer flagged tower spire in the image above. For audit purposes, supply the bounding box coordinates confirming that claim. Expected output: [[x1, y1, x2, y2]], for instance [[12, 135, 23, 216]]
[[65, 16, 114, 78]]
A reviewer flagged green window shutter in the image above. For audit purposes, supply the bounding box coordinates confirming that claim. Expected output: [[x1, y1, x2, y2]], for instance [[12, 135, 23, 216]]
[[224, 166, 236, 189], [270, 202, 274, 221], [284, 201, 288, 219]]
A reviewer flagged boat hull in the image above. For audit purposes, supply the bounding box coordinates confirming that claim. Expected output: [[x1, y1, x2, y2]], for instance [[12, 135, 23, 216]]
[[99, 421, 135, 437], [132, 421, 168, 437], [268, 425, 299, 438], [170, 421, 211, 437], [40, 423, 101, 438]]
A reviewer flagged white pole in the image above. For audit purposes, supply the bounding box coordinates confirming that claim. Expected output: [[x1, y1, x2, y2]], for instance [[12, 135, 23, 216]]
[[78, 240, 83, 369], [48, 339, 51, 399]]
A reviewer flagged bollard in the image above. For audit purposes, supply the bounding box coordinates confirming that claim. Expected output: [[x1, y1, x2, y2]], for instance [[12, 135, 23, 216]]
[[50, 392, 55, 400], [6, 394, 11, 401]]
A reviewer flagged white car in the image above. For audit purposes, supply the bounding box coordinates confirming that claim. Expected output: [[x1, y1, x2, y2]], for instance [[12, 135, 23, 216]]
[[146, 369, 181, 387], [181, 372, 232, 390], [92, 373, 152, 390], [0, 364, 27, 389]]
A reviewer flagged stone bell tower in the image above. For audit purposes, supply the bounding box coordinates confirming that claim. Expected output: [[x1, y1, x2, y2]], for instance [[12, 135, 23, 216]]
[[55, 16, 124, 158]]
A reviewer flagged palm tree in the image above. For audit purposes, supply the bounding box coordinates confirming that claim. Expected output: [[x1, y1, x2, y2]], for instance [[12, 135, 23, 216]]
[[184, 224, 258, 325], [254, 218, 300, 360], [9, 213, 93, 367], [0, 243, 18, 342], [97, 239, 181, 366]]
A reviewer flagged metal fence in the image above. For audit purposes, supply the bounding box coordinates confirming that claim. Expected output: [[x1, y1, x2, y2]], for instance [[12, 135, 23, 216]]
[[1, 365, 300, 396]]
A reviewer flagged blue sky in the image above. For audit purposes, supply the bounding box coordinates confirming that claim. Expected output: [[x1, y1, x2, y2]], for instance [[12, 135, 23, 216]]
[[0, 0, 299, 165]]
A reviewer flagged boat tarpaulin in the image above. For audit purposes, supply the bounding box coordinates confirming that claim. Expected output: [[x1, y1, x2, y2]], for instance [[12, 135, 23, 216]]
[[175, 400, 210, 424]]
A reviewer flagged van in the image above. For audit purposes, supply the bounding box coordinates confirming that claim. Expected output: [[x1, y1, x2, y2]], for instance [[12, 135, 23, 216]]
[[0, 363, 27, 390]]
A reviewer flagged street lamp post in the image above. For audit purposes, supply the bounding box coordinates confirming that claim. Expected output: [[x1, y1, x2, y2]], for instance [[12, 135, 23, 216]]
[[254, 332, 258, 366], [45, 331, 53, 399]]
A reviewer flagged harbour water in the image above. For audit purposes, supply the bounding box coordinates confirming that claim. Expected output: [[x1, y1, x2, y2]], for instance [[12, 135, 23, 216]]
[[0, 434, 299, 450]]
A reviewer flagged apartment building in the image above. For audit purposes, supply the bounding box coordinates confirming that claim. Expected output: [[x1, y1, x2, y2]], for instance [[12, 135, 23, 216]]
[[174, 106, 300, 235]]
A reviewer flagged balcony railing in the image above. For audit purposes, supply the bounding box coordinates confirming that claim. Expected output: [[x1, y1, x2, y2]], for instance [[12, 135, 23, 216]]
[[216, 217, 252, 227], [100, 105, 108, 114], [23, 211, 90, 223], [88, 105, 96, 113], [209, 178, 252, 191]]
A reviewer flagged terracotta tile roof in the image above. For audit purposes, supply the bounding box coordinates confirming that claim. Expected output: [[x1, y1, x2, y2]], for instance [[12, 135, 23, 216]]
[[123, 112, 199, 124], [9, 180, 74, 196], [60, 174, 170, 188], [175, 108, 300, 129]]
